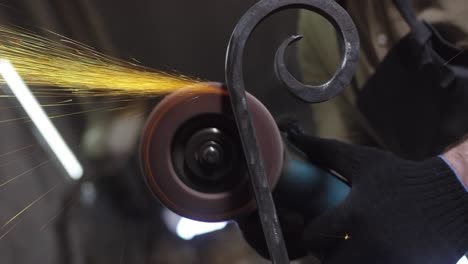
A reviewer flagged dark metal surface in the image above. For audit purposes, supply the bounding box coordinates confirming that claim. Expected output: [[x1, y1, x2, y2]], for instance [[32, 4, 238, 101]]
[[274, 11, 359, 103], [225, 0, 359, 263]]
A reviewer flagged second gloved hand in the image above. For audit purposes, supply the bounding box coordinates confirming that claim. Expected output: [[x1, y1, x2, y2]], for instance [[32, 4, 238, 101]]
[[281, 121, 468, 264]]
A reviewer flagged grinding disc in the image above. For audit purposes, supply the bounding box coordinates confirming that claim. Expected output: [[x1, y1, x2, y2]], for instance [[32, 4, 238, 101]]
[[140, 82, 283, 222]]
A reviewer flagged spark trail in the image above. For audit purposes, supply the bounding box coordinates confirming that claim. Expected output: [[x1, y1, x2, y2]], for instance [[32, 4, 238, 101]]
[[0, 25, 206, 97]]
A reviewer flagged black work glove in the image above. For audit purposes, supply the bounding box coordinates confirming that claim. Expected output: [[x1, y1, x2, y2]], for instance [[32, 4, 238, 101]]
[[240, 120, 468, 264]]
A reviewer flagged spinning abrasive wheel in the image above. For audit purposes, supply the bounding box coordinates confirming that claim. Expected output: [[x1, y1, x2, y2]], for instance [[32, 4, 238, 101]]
[[140, 0, 359, 263], [140, 83, 283, 222]]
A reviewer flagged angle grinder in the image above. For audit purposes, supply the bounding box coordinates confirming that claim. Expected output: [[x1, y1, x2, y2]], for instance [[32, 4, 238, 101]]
[[140, 82, 348, 223]]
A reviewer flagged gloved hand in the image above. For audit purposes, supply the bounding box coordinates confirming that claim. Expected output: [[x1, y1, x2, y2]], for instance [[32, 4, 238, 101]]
[[240, 120, 468, 264]]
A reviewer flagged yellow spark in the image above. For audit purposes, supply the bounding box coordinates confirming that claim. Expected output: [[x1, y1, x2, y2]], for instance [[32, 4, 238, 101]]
[[312, 232, 352, 240], [40, 197, 78, 231], [0, 116, 28, 124], [0, 159, 52, 188], [0, 143, 37, 159], [2, 182, 60, 229], [14, 104, 128, 125], [0, 217, 23, 241], [45, 105, 122, 120], [0, 25, 208, 96], [38, 97, 146, 108]]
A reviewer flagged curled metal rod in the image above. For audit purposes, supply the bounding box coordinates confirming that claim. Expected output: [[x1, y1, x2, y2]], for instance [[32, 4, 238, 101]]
[[274, 9, 359, 102], [225, 0, 359, 263]]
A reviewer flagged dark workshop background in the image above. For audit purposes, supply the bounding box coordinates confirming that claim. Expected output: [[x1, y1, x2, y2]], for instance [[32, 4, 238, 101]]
[[0, 0, 315, 264]]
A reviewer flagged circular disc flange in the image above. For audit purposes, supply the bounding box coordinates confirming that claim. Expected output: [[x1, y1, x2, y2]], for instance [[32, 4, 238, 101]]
[[140, 83, 283, 222]]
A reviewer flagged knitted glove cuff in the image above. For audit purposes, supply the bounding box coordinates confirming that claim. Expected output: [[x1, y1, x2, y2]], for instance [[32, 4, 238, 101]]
[[405, 157, 468, 257]]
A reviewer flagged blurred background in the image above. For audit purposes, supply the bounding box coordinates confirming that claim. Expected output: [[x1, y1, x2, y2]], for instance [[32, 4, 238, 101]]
[[0, 0, 316, 263]]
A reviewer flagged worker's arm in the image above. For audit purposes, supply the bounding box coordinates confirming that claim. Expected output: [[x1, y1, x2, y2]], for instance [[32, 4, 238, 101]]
[[443, 139, 468, 191]]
